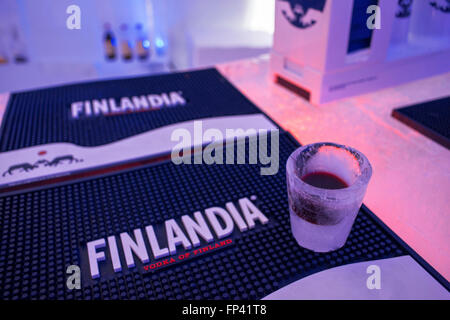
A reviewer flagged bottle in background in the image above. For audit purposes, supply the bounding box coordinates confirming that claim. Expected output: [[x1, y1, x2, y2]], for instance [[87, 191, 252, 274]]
[[391, 0, 414, 45], [409, 0, 449, 44], [0, 50, 8, 64], [431, 0, 450, 40], [119, 24, 133, 61], [0, 28, 9, 64], [135, 23, 150, 60], [103, 23, 117, 60], [10, 26, 28, 63]]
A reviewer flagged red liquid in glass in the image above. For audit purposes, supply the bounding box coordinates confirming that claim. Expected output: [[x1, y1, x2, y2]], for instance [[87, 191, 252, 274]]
[[289, 172, 350, 225], [301, 171, 349, 190]]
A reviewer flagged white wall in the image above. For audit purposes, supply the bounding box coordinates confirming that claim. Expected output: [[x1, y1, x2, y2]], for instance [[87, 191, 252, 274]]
[[12, 0, 156, 63], [0, 0, 165, 92], [0, 0, 276, 91], [1, 0, 275, 66], [165, 0, 275, 69]]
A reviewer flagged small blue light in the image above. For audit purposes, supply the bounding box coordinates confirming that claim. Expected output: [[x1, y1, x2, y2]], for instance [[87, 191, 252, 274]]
[[155, 37, 165, 48], [143, 40, 150, 48]]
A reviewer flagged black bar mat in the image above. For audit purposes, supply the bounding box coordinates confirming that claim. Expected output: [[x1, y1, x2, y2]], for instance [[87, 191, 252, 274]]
[[0, 68, 262, 152], [1, 132, 447, 299], [392, 96, 450, 149]]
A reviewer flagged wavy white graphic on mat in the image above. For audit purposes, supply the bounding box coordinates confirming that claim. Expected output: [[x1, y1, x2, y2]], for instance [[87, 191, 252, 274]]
[[0, 114, 277, 187], [263, 256, 449, 300]]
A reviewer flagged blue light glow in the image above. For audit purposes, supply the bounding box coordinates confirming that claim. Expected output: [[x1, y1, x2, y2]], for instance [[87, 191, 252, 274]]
[[155, 37, 165, 48], [143, 40, 150, 48]]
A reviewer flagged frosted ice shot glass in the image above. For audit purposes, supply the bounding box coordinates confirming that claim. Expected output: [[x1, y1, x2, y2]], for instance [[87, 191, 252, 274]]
[[286, 142, 372, 252]]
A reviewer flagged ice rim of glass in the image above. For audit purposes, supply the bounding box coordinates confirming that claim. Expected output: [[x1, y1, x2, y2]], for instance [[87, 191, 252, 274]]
[[286, 142, 373, 201]]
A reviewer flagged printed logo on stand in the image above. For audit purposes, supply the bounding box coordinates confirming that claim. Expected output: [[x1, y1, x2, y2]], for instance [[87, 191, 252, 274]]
[[2, 150, 83, 177], [279, 0, 327, 29], [430, 0, 450, 13], [396, 0, 413, 18]]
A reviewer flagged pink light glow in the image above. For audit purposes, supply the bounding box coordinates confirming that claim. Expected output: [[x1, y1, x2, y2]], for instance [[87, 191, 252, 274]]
[[218, 57, 450, 281]]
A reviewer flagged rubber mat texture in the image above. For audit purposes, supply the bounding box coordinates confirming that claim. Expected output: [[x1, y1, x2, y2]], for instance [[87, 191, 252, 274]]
[[0, 68, 261, 152], [392, 96, 450, 149], [0, 133, 407, 300]]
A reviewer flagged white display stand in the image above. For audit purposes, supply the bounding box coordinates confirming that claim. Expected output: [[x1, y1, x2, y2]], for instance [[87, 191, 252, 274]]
[[271, 0, 450, 104]]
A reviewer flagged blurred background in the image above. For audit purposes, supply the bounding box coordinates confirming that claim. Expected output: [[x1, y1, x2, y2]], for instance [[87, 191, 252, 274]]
[[0, 0, 275, 92]]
